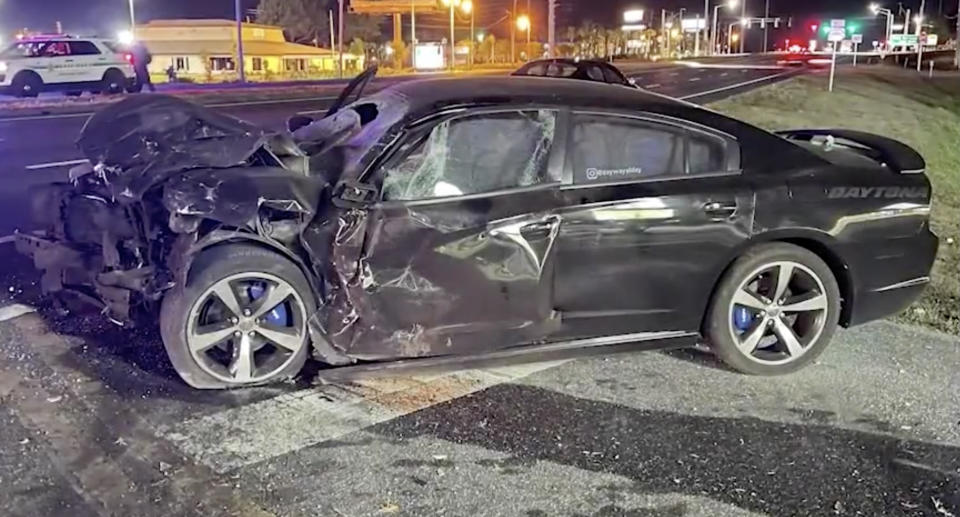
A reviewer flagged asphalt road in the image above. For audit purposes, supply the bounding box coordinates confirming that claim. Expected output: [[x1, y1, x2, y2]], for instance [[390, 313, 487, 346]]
[[4, 56, 952, 517]]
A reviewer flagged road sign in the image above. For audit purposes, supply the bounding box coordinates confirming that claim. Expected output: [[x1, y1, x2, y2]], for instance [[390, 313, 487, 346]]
[[830, 19, 846, 28], [925, 34, 938, 45], [890, 34, 918, 47], [828, 28, 845, 42], [851, 34, 863, 44]]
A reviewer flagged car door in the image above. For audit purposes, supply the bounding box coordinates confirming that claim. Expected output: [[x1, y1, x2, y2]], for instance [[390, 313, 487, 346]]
[[66, 41, 106, 82], [553, 110, 755, 338], [322, 107, 566, 359], [35, 41, 71, 83]]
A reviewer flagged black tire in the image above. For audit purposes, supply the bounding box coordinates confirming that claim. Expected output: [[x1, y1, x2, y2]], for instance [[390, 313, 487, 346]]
[[11, 72, 42, 98], [65, 91, 83, 97], [160, 244, 316, 389], [704, 242, 841, 376], [101, 69, 126, 95]]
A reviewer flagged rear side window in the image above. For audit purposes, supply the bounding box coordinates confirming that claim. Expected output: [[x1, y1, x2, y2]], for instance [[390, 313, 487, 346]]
[[602, 65, 626, 85], [69, 41, 102, 56], [569, 114, 731, 185], [585, 65, 605, 82], [546, 62, 577, 77], [382, 110, 558, 200]]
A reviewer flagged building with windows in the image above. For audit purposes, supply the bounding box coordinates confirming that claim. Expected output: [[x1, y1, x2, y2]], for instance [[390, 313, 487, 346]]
[[134, 19, 364, 82]]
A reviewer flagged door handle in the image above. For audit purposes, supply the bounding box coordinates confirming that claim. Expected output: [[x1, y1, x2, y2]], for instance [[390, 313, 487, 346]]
[[521, 215, 562, 233], [702, 201, 737, 217]]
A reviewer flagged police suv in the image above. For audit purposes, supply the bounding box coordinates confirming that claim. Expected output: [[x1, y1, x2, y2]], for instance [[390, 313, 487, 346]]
[[0, 36, 138, 97]]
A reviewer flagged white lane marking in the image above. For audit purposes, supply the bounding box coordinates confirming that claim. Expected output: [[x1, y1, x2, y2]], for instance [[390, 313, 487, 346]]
[[0, 235, 14, 244], [680, 70, 796, 100], [159, 360, 566, 473], [675, 61, 785, 70], [25, 158, 89, 170], [0, 304, 37, 322], [644, 83, 662, 88], [0, 95, 342, 123], [669, 72, 680, 76], [720, 72, 729, 77], [689, 77, 701, 82]]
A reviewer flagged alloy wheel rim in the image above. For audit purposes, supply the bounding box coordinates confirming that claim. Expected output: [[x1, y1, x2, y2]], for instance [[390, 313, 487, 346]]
[[186, 272, 307, 384], [727, 260, 828, 366]]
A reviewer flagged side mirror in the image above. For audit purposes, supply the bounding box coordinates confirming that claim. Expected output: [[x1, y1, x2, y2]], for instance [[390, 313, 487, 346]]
[[287, 115, 314, 133]]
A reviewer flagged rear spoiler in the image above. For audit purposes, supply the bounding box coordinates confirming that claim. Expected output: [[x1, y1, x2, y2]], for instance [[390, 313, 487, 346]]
[[776, 129, 925, 174]]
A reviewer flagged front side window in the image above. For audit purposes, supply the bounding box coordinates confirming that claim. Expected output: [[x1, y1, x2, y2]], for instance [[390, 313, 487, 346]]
[[382, 110, 558, 201], [602, 65, 627, 85]]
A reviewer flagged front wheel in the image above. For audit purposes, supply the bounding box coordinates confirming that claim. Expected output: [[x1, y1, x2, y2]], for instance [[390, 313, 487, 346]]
[[160, 245, 316, 389], [704, 242, 841, 376]]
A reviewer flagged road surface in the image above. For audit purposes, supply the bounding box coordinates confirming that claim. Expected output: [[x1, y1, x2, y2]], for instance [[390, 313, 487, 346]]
[[3, 56, 955, 517]]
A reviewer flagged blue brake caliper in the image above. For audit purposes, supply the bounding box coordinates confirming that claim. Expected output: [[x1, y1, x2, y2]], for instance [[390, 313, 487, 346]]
[[733, 306, 753, 332], [247, 283, 288, 326]]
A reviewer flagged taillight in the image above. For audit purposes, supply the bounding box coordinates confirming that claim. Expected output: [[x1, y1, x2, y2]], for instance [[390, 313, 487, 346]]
[[123, 53, 133, 64]]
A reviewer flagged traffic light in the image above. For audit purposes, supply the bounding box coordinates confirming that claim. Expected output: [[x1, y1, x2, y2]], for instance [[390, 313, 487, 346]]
[[846, 23, 859, 35], [810, 24, 818, 32]]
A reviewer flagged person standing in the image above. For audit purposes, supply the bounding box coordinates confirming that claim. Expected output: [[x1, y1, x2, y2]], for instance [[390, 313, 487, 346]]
[[131, 42, 155, 92]]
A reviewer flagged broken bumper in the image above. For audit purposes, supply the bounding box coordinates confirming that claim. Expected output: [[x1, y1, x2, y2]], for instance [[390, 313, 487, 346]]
[[15, 232, 153, 322]]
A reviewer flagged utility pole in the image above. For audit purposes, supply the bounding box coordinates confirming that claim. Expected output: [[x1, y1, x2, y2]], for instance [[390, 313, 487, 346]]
[[695, 13, 701, 55], [235, 0, 245, 83], [763, 0, 769, 52], [916, 0, 926, 71], [411, 0, 416, 67], [955, 0, 960, 68]]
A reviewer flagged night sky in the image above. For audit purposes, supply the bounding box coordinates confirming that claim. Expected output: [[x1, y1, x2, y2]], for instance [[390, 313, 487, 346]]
[[1, 0, 951, 44]]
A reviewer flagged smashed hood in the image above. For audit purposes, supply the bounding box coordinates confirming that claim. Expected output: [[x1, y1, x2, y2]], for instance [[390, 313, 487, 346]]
[[76, 94, 267, 200]]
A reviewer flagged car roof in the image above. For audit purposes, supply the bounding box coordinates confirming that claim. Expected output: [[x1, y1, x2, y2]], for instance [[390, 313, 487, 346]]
[[525, 58, 610, 67], [378, 76, 824, 171], [389, 76, 677, 117]]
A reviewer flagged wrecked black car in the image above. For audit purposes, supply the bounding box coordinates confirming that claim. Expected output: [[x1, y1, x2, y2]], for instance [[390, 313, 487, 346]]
[[17, 71, 938, 389]]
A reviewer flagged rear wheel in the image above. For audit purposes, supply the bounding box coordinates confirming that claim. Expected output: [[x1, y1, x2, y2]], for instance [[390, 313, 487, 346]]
[[704, 243, 840, 375], [101, 69, 126, 95], [160, 245, 315, 389], [11, 72, 42, 98]]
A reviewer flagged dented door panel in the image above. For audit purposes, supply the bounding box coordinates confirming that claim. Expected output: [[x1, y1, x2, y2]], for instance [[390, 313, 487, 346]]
[[320, 186, 564, 359]]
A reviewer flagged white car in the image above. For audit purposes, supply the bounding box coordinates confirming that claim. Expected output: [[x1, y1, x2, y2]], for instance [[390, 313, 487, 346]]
[[0, 36, 138, 97]]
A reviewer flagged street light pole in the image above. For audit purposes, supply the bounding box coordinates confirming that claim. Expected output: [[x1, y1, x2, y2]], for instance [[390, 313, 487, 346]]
[[338, 0, 344, 78], [128, 0, 136, 36], [763, 0, 769, 52], [235, 0, 246, 83], [511, 0, 517, 62], [449, 1, 455, 70], [739, 0, 746, 53], [703, 0, 710, 55]]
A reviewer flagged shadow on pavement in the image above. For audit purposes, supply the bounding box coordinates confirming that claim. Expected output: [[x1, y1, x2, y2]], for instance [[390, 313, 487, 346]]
[[376, 383, 960, 516]]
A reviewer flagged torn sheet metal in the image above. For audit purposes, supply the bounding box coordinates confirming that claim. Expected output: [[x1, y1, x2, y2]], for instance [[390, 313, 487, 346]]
[[77, 94, 267, 201], [161, 167, 325, 228]]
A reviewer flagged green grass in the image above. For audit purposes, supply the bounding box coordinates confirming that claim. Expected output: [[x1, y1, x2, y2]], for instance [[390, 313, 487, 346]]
[[710, 68, 960, 335]]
